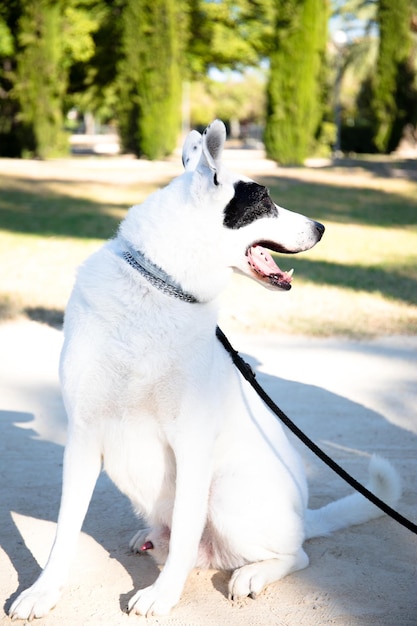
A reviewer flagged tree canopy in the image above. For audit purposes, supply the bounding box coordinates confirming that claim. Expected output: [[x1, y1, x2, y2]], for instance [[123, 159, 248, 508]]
[[264, 0, 329, 165], [0, 0, 416, 160], [371, 0, 416, 152]]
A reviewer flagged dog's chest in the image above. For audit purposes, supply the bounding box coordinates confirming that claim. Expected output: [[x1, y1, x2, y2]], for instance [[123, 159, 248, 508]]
[[80, 323, 186, 421], [122, 369, 183, 424], [101, 412, 176, 519]]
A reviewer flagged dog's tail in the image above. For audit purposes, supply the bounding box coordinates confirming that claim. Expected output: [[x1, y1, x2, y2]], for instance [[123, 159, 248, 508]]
[[304, 455, 402, 540]]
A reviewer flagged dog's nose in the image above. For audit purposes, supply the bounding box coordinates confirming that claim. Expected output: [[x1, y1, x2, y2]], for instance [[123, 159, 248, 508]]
[[314, 221, 325, 240]]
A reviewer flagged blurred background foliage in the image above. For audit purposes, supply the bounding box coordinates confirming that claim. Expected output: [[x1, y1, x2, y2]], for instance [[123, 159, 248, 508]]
[[0, 0, 416, 163]]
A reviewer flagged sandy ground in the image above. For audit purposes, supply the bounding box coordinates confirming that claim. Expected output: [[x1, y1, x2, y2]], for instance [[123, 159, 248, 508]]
[[0, 319, 416, 626]]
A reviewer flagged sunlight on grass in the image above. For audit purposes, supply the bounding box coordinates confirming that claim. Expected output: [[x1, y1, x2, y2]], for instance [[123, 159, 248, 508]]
[[0, 231, 102, 322], [219, 275, 417, 338], [313, 222, 417, 265]]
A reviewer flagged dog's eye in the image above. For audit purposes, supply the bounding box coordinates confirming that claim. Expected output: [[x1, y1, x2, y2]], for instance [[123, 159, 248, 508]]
[[213, 172, 219, 186]]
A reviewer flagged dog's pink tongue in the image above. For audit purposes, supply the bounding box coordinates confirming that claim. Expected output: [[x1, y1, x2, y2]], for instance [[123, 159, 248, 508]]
[[247, 245, 294, 288], [248, 245, 282, 275]]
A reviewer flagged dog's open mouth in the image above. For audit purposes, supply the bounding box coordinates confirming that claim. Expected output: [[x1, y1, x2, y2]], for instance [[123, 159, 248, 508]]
[[246, 244, 294, 290]]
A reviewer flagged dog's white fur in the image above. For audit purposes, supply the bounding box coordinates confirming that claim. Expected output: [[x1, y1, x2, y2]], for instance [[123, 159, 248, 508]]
[[10, 121, 401, 620]]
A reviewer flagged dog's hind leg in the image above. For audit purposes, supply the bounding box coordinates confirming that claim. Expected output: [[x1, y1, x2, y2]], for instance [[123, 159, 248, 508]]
[[9, 429, 101, 620], [228, 549, 309, 600]]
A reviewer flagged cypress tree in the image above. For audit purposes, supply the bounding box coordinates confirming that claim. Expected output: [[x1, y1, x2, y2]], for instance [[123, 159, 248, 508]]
[[264, 0, 329, 165], [0, 6, 20, 157], [371, 0, 414, 153], [15, 0, 68, 158], [118, 0, 185, 159]]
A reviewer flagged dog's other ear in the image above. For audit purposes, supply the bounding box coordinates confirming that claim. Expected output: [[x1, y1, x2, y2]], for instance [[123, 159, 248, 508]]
[[199, 120, 226, 182], [182, 130, 202, 171]]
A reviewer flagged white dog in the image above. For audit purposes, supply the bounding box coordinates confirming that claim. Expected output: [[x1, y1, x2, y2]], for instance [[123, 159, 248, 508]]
[[10, 120, 401, 620]]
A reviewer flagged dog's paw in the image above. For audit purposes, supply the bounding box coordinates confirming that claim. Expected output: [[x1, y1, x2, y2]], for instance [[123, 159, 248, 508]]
[[228, 563, 267, 601], [127, 583, 179, 617], [9, 582, 61, 621]]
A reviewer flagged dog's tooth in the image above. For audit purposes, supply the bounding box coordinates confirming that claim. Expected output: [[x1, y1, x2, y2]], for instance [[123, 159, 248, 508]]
[[287, 268, 294, 278]]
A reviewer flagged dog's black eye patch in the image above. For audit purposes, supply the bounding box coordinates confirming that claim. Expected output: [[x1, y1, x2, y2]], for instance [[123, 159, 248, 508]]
[[223, 181, 278, 229]]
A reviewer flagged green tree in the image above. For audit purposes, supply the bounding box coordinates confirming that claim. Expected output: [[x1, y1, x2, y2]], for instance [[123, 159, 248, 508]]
[[0, 4, 19, 156], [117, 0, 186, 159], [0, 0, 102, 158], [332, 0, 417, 153], [371, 0, 415, 152], [65, 0, 124, 126], [187, 0, 275, 76], [264, 0, 329, 165], [15, 0, 69, 158]]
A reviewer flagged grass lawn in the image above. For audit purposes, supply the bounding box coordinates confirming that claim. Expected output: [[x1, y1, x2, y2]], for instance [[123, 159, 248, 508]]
[[1, 153, 416, 337]]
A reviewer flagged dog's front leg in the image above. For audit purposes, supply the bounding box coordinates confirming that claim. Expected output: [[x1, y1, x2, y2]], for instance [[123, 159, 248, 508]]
[[9, 430, 101, 620], [128, 427, 213, 617]]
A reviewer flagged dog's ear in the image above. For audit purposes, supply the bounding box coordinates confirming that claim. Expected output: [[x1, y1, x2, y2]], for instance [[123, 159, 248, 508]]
[[193, 120, 226, 185], [182, 130, 202, 171], [198, 120, 226, 183]]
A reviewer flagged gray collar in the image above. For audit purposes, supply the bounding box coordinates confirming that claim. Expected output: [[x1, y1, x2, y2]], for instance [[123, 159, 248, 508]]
[[120, 241, 199, 304]]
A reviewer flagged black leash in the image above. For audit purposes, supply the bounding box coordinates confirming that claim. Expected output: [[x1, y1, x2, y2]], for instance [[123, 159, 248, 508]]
[[216, 326, 417, 536]]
